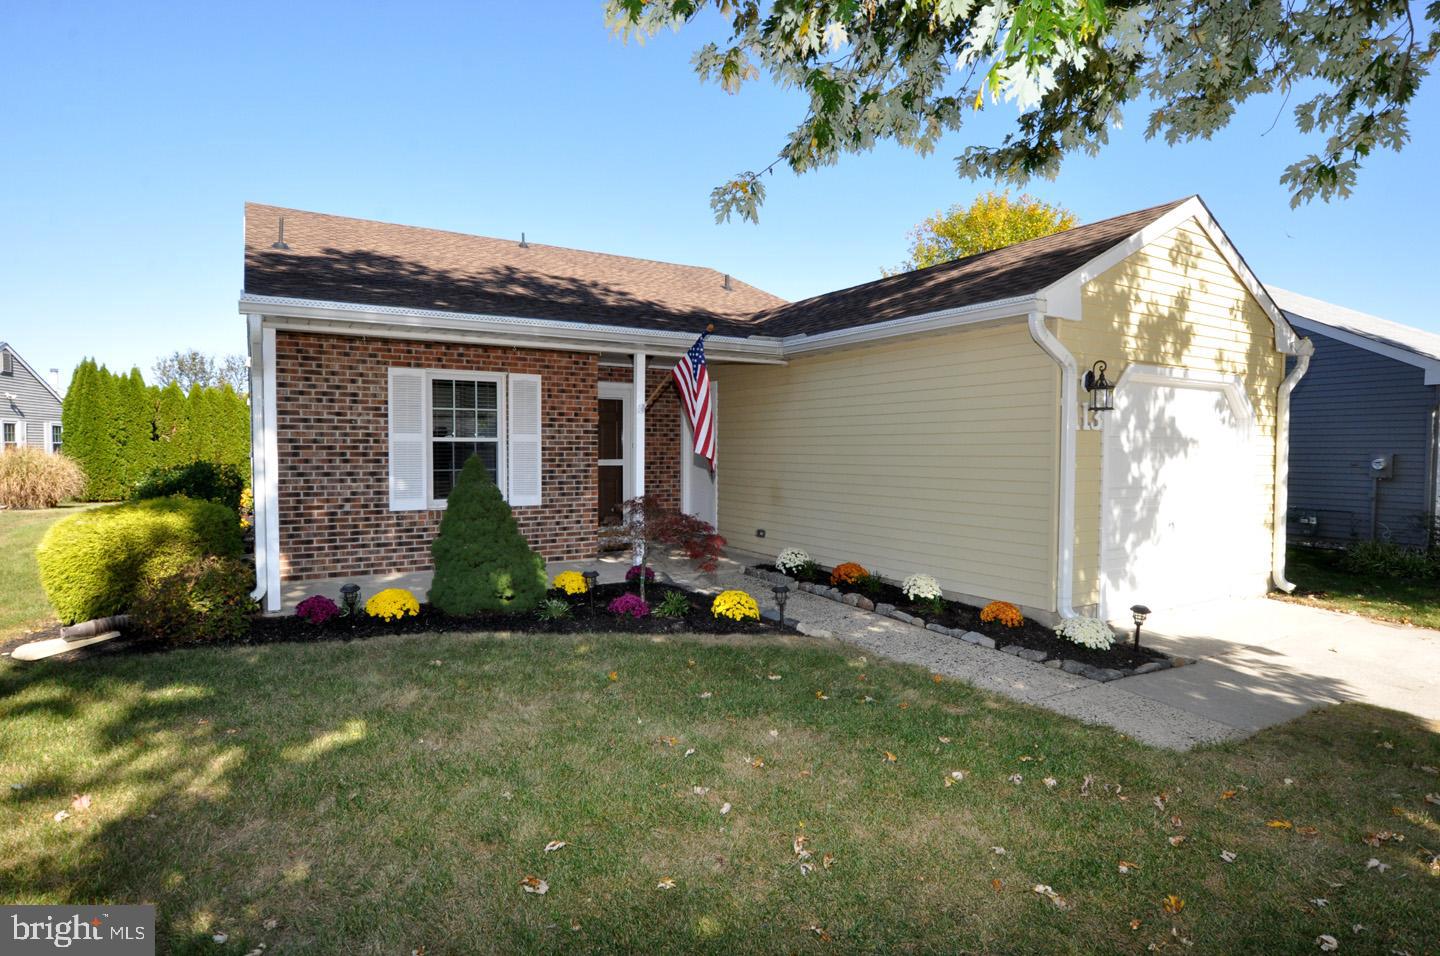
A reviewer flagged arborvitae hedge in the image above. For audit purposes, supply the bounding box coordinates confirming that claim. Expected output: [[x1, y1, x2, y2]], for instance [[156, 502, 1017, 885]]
[[61, 359, 251, 500], [428, 455, 548, 615]]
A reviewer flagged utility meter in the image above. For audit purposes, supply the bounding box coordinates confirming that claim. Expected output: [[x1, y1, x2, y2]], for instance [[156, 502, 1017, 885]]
[[1370, 454, 1394, 480]]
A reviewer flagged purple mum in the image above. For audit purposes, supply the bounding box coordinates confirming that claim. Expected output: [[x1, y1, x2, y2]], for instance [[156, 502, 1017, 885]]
[[296, 594, 340, 625], [608, 593, 651, 618], [625, 565, 656, 582]]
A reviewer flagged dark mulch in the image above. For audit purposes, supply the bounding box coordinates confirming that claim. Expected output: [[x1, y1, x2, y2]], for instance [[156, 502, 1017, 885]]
[[755, 564, 1167, 670], [248, 582, 776, 646]]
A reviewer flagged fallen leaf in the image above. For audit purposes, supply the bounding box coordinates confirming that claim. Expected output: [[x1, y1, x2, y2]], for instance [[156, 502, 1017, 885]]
[[1162, 894, 1185, 915], [1379, 740, 1394, 750], [899, 701, 910, 710], [991, 878, 1003, 892], [693, 786, 710, 796], [798, 861, 814, 875], [698, 691, 712, 699], [809, 925, 832, 942], [938, 736, 952, 744], [1418, 765, 1438, 775], [607, 671, 618, 682], [769, 729, 779, 738], [1008, 773, 1024, 785], [656, 877, 676, 890], [1266, 819, 1294, 830], [262, 918, 279, 931], [1118, 860, 1139, 874], [52, 810, 69, 823], [932, 674, 944, 683], [1317, 934, 1338, 952], [862, 695, 876, 704], [822, 852, 836, 870], [71, 794, 91, 812], [1044, 777, 1058, 789], [1311, 898, 1329, 908], [767, 674, 782, 681], [720, 802, 732, 816], [543, 840, 567, 853], [213, 933, 229, 944], [658, 736, 679, 747], [1298, 826, 1319, 836], [684, 748, 696, 757], [519, 875, 548, 895], [1081, 774, 1095, 796], [750, 757, 765, 769], [1130, 919, 1143, 930], [882, 751, 897, 763], [990, 846, 1006, 855], [1032, 884, 1071, 910], [814, 691, 829, 700], [1168, 835, 1186, 847], [1284, 777, 1295, 785], [1424, 793, 1439, 805], [1221, 790, 1237, 800], [1220, 850, 1237, 864], [1364, 858, 1389, 873], [687, 659, 696, 667]]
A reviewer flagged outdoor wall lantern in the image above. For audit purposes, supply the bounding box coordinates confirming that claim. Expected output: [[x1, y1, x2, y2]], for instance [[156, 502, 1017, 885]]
[[582, 570, 599, 611], [1129, 604, 1151, 652], [1084, 360, 1116, 418], [772, 584, 790, 625], [339, 583, 361, 617]]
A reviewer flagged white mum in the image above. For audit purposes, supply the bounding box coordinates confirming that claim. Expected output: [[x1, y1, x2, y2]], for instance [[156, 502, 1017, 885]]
[[1055, 617, 1116, 651], [901, 573, 943, 602], [775, 548, 811, 575]]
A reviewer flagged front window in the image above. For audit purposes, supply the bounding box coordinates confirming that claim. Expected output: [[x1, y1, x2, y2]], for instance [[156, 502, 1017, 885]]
[[430, 377, 500, 501], [49, 423, 62, 454], [2, 422, 16, 450]]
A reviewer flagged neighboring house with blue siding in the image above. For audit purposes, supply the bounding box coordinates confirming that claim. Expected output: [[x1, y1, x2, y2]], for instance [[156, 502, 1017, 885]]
[[0, 342, 65, 454], [1270, 289, 1440, 549]]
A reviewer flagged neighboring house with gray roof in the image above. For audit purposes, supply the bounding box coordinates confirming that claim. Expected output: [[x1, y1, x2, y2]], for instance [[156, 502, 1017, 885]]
[[1270, 288, 1440, 548], [0, 342, 64, 455]]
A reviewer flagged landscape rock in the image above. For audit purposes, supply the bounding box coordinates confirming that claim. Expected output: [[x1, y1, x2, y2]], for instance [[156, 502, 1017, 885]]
[[892, 611, 915, 624], [961, 631, 996, 649], [1060, 659, 1088, 675], [1082, 666, 1126, 682], [926, 623, 952, 637], [855, 596, 875, 612], [796, 623, 833, 639], [761, 609, 781, 623], [1133, 660, 1172, 675], [1014, 648, 1048, 663], [1000, 644, 1024, 657], [1043, 658, 1062, 669], [842, 593, 861, 607], [875, 603, 895, 616]]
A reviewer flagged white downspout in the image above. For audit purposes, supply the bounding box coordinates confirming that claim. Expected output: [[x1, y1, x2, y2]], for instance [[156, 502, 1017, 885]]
[[246, 313, 268, 603], [1271, 337, 1314, 592], [1027, 310, 1079, 620]]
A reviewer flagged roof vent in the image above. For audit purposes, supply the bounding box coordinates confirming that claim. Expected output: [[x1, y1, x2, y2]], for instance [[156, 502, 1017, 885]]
[[519, 232, 529, 249], [270, 216, 290, 251], [722, 273, 732, 291]]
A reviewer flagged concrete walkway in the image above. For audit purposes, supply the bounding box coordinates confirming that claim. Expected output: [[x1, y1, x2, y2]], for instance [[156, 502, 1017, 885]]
[[282, 556, 1440, 751]]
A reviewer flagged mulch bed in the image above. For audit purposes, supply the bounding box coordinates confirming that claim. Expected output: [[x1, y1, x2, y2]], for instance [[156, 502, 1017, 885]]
[[754, 564, 1167, 670], [2, 584, 781, 664]]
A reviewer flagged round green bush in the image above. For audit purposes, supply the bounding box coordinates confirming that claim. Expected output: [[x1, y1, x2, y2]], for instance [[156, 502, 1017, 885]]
[[131, 461, 247, 514], [131, 555, 257, 645], [36, 496, 244, 624]]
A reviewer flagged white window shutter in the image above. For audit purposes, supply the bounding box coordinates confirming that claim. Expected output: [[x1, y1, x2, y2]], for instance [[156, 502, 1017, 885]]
[[388, 368, 427, 511], [507, 374, 542, 506]]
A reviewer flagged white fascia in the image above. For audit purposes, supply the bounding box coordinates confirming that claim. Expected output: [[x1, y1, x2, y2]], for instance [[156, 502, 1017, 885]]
[[239, 293, 787, 365], [778, 295, 1044, 355], [1038, 196, 1305, 356]]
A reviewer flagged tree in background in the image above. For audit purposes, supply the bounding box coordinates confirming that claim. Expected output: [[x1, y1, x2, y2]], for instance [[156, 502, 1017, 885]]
[[152, 348, 249, 394], [886, 192, 1077, 275], [61, 359, 250, 500], [607, 0, 1438, 222]]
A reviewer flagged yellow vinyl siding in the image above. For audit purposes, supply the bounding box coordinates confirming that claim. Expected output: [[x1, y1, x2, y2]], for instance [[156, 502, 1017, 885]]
[[1063, 218, 1283, 611], [715, 321, 1060, 610]]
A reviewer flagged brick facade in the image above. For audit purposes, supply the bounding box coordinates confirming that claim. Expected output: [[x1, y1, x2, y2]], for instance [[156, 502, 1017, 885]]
[[274, 331, 682, 582]]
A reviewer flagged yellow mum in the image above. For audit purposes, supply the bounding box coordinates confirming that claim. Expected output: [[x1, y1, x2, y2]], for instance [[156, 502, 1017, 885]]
[[711, 589, 760, 622], [365, 588, 420, 622], [552, 570, 588, 595], [979, 600, 1023, 628]]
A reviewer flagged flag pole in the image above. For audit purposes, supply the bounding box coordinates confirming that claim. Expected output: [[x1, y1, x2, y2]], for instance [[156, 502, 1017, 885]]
[[645, 323, 713, 409]]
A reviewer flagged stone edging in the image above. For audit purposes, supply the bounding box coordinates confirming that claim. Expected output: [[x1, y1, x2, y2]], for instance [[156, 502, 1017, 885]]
[[743, 566, 1190, 683]]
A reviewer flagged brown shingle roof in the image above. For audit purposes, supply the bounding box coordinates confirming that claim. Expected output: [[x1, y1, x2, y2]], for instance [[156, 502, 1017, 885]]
[[243, 198, 1191, 340], [243, 203, 786, 335], [750, 199, 1190, 337]]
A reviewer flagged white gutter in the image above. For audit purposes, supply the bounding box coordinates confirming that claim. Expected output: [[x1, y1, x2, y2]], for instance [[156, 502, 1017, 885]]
[[1271, 337, 1315, 593], [245, 314, 268, 603], [1026, 309, 1079, 620]]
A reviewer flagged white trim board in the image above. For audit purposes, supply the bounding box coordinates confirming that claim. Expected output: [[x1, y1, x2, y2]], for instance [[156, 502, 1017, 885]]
[[597, 381, 633, 502]]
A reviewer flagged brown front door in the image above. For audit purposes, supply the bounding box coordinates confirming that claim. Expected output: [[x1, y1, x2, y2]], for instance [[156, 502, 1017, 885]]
[[598, 397, 625, 526]]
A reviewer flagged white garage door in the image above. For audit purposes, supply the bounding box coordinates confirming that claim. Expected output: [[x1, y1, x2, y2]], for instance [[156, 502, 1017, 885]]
[[1099, 367, 1269, 619]]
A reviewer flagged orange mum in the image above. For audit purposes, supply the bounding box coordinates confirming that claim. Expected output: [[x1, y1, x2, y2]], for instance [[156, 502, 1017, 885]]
[[980, 600, 1024, 628], [830, 562, 869, 586]]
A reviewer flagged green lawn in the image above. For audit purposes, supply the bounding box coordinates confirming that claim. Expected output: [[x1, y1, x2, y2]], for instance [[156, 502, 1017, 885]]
[[0, 504, 99, 640], [2, 633, 1436, 954], [1281, 545, 1440, 630]]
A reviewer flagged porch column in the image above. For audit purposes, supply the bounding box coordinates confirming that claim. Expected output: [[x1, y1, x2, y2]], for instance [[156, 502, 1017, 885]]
[[632, 352, 646, 498]]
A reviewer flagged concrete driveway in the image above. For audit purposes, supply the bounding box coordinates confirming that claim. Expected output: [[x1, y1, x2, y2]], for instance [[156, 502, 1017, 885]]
[[1121, 597, 1440, 734]]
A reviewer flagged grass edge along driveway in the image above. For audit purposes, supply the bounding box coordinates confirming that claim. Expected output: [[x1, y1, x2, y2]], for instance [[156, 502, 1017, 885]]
[[2, 630, 1437, 954]]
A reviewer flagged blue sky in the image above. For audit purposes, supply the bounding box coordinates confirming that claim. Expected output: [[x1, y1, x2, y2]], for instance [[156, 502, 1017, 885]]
[[2, 1, 1437, 388]]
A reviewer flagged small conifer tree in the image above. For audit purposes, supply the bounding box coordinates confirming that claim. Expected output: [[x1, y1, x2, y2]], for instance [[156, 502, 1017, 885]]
[[428, 455, 547, 615]]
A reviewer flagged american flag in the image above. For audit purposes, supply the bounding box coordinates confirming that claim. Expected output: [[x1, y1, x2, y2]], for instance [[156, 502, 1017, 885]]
[[673, 332, 715, 467]]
